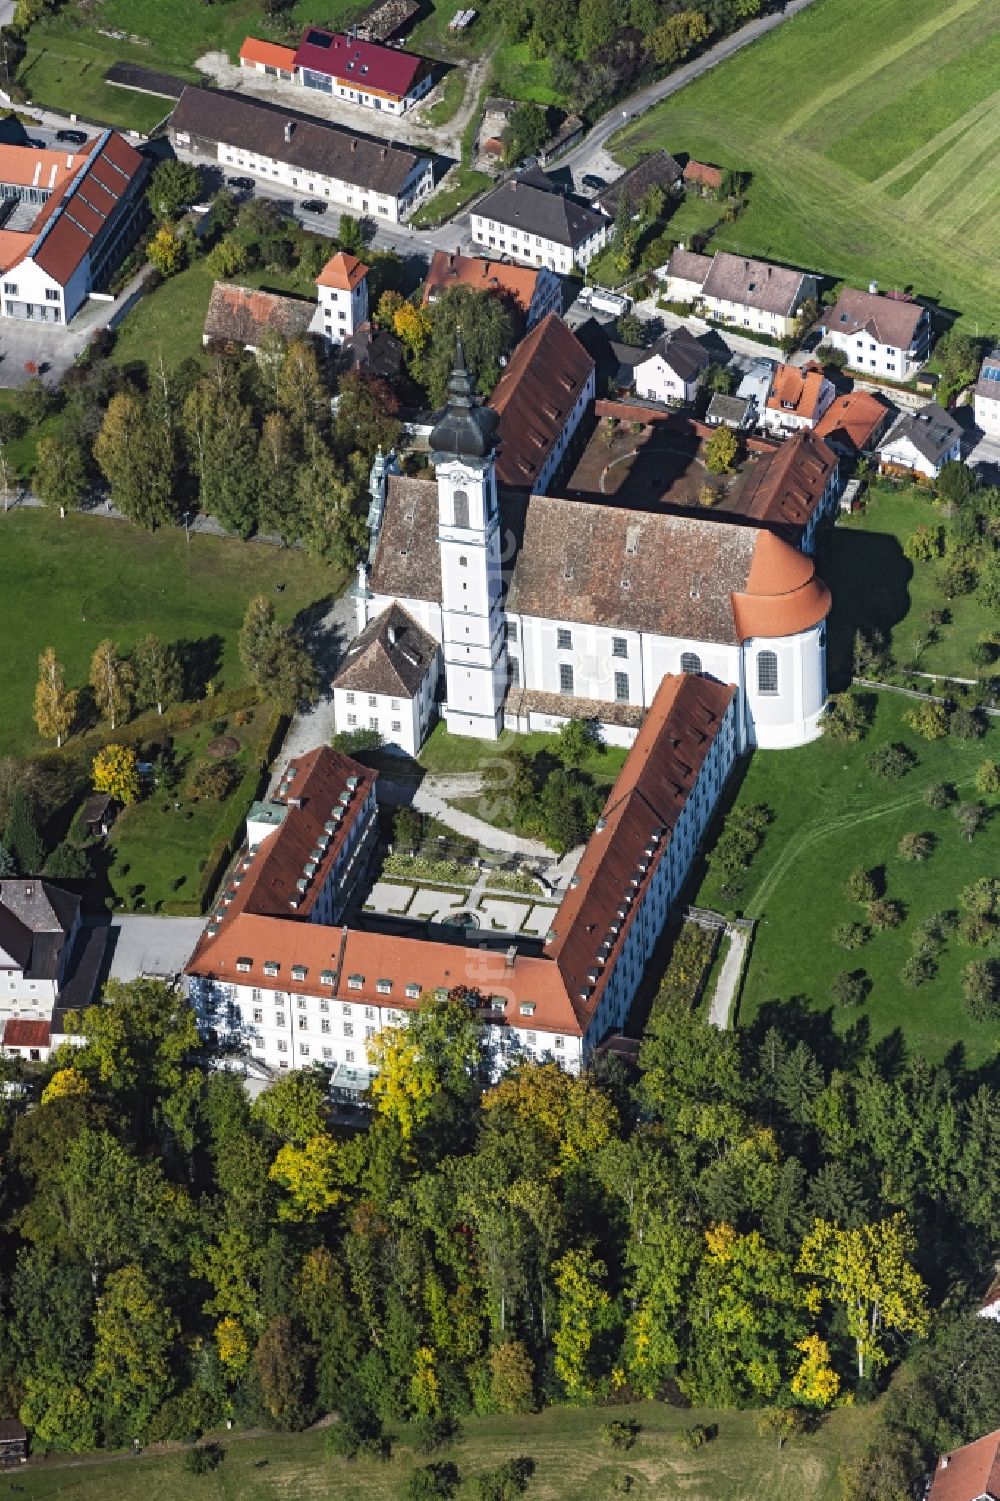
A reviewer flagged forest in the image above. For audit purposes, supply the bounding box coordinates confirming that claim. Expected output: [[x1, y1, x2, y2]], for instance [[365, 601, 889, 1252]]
[[0, 965, 997, 1500]]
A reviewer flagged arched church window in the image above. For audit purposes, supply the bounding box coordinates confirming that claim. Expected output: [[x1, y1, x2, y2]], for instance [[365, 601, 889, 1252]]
[[453, 490, 469, 528], [680, 652, 702, 675], [757, 650, 778, 695]]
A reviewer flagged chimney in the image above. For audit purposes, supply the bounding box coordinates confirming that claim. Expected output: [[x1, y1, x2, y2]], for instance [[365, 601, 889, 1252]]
[[505, 944, 516, 970], [940, 1457, 950, 1469], [869, 279, 878, 295], [284, 121, 295, 142], [380, 146, 387, 159]]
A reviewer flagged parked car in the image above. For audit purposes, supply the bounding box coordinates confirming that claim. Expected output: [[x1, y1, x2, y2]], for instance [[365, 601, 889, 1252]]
[[300, 199, 326, 214], [801, 330, 823, 354], [28, 138, 47, 149], [581, 173, 605, 191], [226, 175, 255, 191], [56, 128, 87, 145]]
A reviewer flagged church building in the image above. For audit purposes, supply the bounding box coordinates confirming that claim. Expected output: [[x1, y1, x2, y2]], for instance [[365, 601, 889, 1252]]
[[339, 340, 832, 755]]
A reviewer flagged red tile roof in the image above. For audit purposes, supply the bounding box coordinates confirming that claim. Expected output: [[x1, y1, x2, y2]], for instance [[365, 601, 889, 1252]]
[[814, 389, 891, 455], [489, 313, 594, 491], [423, 249, 543, 321], [735, 429, 838, 537], [731, 529, 831, 641], [317, 250, 368, 290], [767, 363, 828, 422], [31, 128, 145, 287], [2, 1018, 51, 1049], [292, 27, 425, 98], [683, 160, 722, 190], [927, 1429, 1000, 1501], [240, 36, 298, 71]]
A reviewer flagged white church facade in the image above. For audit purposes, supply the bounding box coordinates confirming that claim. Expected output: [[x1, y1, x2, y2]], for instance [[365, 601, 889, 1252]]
[[338, 341, 832, 756]]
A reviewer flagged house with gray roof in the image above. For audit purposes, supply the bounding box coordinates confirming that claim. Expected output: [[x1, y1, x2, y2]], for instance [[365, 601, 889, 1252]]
[[699, 252, 817, 339], [332, 601, 440, 756], [633, 325, 711, 404], [877, 402, 962, 480], [0, 879, 83, 1042], [820, 284, 930, 380], [593, 151, 682, 218], [470, 174, 608, 275]]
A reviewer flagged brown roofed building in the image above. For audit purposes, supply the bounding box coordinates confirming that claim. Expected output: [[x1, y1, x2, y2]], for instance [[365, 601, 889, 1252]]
[[203, 281, 318, 352], [683, 159, 723, 193], [489, 313, 595, 493], [660, 245, 713, 301], [593, 151, 682, 218], [763, 362, 835, 434], [729, 430, 839, 551], [332, 602, 440, 755], [700, 251, 818, 338], [1, 1017, 52, 1061], [422, 249, 561, 331], [469, 176, 608, 274], [820, 284, 931, 379], [814, 389, 893, 457], [927, 1429, 1000, 1501]]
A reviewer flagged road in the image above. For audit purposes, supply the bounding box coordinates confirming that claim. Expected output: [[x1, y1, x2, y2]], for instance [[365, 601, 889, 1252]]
[[561, 0, 821, 181]]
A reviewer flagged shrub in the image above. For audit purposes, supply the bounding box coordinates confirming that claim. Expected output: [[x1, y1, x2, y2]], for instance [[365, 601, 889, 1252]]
[[866, 742, 917, 778], [904, 702, 948, 740], [413, 1414, 460, 1454], [924, 782, 955, 810], [834, 922, 869, 951], [901, 956, 936, 988], [897, 832, 933, 862], [867, 898, 904, 931], [950, 706, 986, 740], [327, 1408, 391, 1462], [406, 1462, 460, 1500], [183, 1443, 224, 1474], [959, 877, 1000, 917], [958, 914, 996, 948], [188, 759, 239, 802], [823, 693, 873, 743], [488, 1341, 536, 1414], [711, 803, 772, 876], [474, 1458, 534, 1500], [679, 1424, 715, 1450], [975, 761, 1000, 796], [845, 867, 878, 904], [651, 924, 717, 1016], [961, 959, 1000, 1021], [602, 1418, 640, 1452], [332, 727, 384, 756], [829, 969, 869, 1008], [971, 640, 998, 667]]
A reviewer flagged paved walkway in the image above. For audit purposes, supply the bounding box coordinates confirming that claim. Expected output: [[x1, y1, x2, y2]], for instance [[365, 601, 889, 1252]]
[[266, 589, 359, 792], [707, 924, 748, 1029]]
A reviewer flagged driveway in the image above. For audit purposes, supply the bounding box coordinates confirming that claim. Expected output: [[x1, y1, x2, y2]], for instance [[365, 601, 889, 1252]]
[[266, 588, 359, 790], [104, 914, 206, 983]]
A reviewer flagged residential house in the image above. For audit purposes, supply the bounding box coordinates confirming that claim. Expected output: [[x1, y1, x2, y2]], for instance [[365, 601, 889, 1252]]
[[974, 349, 1000, 438], [814, 389, 893, 459], [0, 129, 148, 325], [632, 325, 710, 405], [316, 249, 369, 342], [0, 879, 82, 1026], [489, 312, 596, 495], [820, 284, 930, 379], [422, 249, 562, 332], [470, 175, 608, 274], [926, 1428, 1000, 1501], [292, 26, 433, 113], [203, 282, 317, 353], [238, 37, 296, 80], [593, 151, 682, 217], [0, 1017, 52, 1062], [339, 322, 404, 381], [706, 391, 755, 429], [683, 159, 723, 194], [169, 87, 433, 222], [763, 362, 835, 435], [699, 251, 817, 339], [878, 402, 962, 480], [332, 601, 440, 756], [660, 246, 713, 304]]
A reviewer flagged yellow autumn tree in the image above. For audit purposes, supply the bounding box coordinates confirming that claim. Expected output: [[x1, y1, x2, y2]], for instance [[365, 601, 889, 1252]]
[[790, 1333, 840, 1408], [367, 1024, 437, 1145], [552, 1248, 611, 1401], [797, 1215, 930, 1380], [409, 1345, 441, 1416], [268, 1133, 343, 1220], [40, 1066, 90, 1106], [649, 9, 711, 64], [481, 1063, 618, 1174], [393, 301, 432, 356], [215, 1316, 251, 1375], [34, 647, 77, 747], [92, 743, 140, 805], [147, 223, 184, 277]]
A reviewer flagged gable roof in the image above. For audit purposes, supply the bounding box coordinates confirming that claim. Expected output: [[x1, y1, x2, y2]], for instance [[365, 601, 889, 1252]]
[[317, 250, 368, 290], [814, 389, 891, 455], [975, 349, 1000, 402], [423, 249, 544, 321], [203, 281, 316, 346], [2, 1018, 51, 1049], [665, 246, 713, 286], [240, 36, 297, 70], [475, 178, 605, 249], [927, 1429, 1000, 1501], [333, 601, 438, 698], [292, 26, 425, 97], [341, 323, 404, 380], [880, 402, 961, 465], [701, 251, 810, 318], [823, 286, 925, 349], [594, 151, 682, 216], [707, 391, 753, 426], [489, 313, 595, 490], [639, 324, 710, 383], [731, 429, 837, 538], [683, 159, 722, 189], [767, 363, 828, 421], [171, 87, 428, 197], [24, 129, 146, 288]]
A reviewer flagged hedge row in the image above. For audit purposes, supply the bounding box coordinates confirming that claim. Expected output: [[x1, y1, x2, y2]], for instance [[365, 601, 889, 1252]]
[[650, 922, 718, 1018]]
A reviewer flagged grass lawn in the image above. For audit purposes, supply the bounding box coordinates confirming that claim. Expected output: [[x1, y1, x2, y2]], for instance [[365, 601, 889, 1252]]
[[0, 391, 62, 483], [423, 68, 467, 126], [695, 690, 1000, 1064], [491, 40, 570, 108], [8, 1400, 872, 1501], [0, 509, 338, 760], [664, 195, 724, 244], [411, 168, 492, 227], [820, 484, 997, 684], [419, 721, 628, 783], [107, 716, 267, 912], [614, 0, 1000, 332]]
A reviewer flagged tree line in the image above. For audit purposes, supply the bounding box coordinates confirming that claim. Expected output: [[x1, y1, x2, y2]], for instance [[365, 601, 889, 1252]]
[[0, 969, 996, 1470]]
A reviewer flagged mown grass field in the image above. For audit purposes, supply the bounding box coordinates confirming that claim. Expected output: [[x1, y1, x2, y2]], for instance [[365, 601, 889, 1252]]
[[8, 1402, 872, 1501], [616, 0, 1000, 331], [0, 510, 337, 759], [696, 691, 1000, 1064]]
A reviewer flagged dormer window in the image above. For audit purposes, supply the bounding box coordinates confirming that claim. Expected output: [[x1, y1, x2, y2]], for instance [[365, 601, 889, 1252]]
[[376, 979, 392, 994], [348, 974, 364, 990], [519, 1002, 536, 1016], [236, 958, 252, 973], [291, 965, 307, 982], [320, 969, 335, 985], [263, 961, 279, 977], [405, 983, 421, 999]]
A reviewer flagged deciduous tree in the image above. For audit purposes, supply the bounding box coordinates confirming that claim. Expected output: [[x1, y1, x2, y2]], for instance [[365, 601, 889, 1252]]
[[133, 635, 182, 716], [89, 640, 132, 731], [34, 435, 88, 513], [92, 744, 140, 806], [94, 392, 177, 528], [34, 648, 76, 747]]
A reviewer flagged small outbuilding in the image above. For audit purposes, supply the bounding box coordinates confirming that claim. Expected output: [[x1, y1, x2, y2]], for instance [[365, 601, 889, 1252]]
[[0, 1416, 28, 1463]]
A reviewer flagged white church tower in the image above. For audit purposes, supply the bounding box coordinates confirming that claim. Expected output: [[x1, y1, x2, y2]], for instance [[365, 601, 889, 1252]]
[[428, 337, 508, 739]]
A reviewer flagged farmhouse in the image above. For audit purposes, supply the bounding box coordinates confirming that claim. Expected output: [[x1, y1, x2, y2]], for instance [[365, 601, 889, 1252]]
[[169, 87, 433, 222], [488, 313, 596, 495], [632, 326, 711, 405], [203, 282, 317, 352], [820, 284, 930, 379], [470, 175, 608, 274], [926, 1428, 1000, 1501], [974, 349, 1000, 439], [422, 249, 562, 331], [877, 402, 962, 480], [660, 246, 713, 304], [763, 363, 835, 435], [0, 129, 148, 325], [699, 252, 817, 339], [593, 151, 682, 217]]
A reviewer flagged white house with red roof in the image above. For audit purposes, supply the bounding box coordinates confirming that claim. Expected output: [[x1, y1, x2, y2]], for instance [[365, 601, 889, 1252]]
[[927, 1428, 1000, 1501], [314, 250, 369, 342], [292, 26, 433, 113], [0, 129, 148, 325]]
